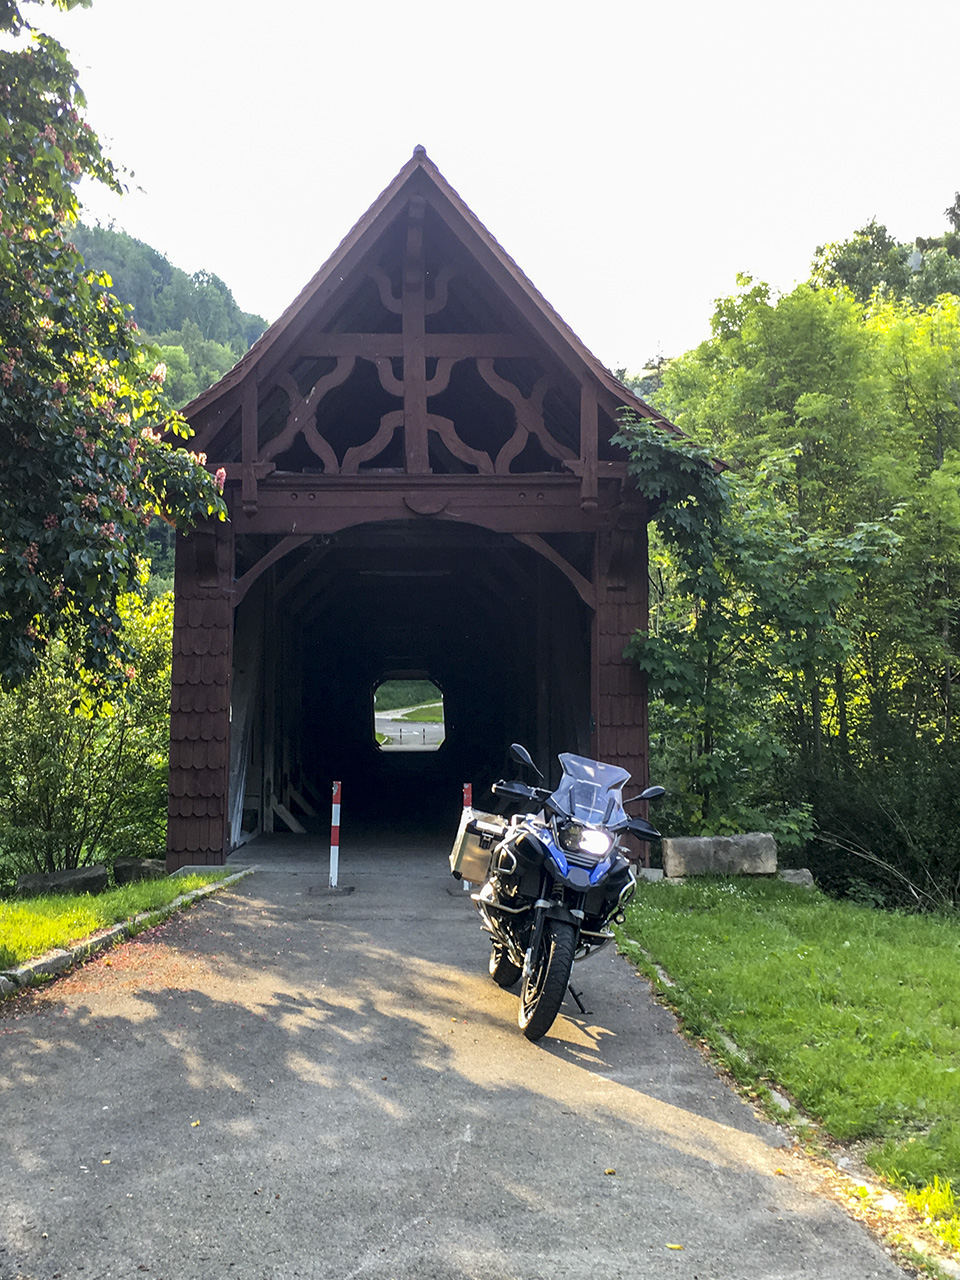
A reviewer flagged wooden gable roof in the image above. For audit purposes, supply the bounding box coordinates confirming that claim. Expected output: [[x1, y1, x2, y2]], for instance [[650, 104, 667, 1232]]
[[192, 150, 662, 409], [184, 149, 685, 526]]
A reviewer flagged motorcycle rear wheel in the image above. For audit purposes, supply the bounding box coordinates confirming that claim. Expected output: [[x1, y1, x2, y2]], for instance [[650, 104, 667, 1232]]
[[518, 920, 576, 1041], [488, 941, 523, 988]]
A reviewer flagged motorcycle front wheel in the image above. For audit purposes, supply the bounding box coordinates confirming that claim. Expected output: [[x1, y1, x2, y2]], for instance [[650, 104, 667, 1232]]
[[518, 920, 576, 1041]]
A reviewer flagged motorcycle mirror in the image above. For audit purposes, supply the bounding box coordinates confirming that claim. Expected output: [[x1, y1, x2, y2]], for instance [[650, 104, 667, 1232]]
[[509, 743, 543, 779], [640, 785, 665, 800]]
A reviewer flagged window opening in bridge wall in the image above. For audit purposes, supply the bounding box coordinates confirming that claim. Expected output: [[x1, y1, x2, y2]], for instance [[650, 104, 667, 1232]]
[[374, 677, 445, 752]]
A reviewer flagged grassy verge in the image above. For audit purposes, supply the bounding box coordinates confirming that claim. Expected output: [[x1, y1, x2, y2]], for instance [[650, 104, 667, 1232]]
[[0, 871, 230, 969], [398, 701, 444, 723], [618, 877, 960, 1255]]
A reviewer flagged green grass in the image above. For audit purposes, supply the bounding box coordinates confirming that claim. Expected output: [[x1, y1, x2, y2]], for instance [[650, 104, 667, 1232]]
[[904, 1178, 960, 1254], [618, 877, 960, 1206], [0, 871, 230, 970], [398, 701, 444, 723]]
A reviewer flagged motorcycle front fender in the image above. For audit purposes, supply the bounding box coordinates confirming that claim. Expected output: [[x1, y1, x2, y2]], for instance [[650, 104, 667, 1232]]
[[537, 900, 583, 929]]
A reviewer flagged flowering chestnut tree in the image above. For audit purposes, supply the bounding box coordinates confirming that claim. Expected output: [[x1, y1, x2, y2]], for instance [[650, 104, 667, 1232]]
[[0, 0, 226, 684]]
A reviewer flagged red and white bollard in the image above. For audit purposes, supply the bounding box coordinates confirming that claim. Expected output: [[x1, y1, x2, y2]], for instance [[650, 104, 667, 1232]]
[[462, 782, 473, 890], [329, 780, 342, 889]]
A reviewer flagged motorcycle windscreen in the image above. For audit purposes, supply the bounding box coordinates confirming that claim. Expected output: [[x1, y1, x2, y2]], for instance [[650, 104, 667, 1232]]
[[553, 754, 632, 826]]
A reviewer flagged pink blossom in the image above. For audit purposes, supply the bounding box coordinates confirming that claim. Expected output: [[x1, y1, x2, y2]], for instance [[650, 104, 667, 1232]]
[[43, 514, 59, 529], [215, 467, 227, 493]]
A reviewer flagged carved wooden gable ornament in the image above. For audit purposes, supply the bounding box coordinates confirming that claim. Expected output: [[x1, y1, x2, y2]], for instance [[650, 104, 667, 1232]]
[[187, 147, 671, 519]]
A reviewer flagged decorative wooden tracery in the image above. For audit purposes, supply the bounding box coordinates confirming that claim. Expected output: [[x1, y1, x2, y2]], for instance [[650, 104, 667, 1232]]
[[166, 148, 682, 869]]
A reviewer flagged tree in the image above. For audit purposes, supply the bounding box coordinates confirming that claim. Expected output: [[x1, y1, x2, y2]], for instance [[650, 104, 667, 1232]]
[[812, 219, 960, 309], [0, 0, 226, 684], [0, 587, 176, 881], [811, 221, 911, 304], [69, 222, 267, 356], [628, 275, 960, 904]]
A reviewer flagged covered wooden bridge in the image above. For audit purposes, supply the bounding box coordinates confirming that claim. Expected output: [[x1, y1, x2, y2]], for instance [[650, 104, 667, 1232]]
[[166, 148, 677, 870]]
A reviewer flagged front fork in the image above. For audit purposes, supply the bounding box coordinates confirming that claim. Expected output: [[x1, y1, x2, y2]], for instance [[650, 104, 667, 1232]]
[[522, 896, 585, 979]]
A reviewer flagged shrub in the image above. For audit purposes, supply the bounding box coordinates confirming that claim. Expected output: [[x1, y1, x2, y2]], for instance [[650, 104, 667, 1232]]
[[0, 591, 173, 890]]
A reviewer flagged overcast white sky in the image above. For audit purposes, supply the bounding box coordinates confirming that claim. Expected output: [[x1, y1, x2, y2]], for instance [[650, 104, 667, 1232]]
[[32, 0, 960, 372]]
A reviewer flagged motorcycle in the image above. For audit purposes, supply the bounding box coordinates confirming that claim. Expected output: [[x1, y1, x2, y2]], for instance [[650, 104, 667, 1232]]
[[450, 744, 663, 1041]]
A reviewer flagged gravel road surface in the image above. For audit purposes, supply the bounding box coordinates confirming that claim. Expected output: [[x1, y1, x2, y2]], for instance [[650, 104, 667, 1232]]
[[0, 834, 908, 1280]]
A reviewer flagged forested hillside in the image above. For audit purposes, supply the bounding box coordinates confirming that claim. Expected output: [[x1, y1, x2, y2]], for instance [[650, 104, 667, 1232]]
[[617, 198, 960, 907], [71, 224, 267, 406]]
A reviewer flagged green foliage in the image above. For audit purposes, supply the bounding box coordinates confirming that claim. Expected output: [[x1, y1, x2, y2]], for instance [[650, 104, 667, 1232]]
[[70, 224, 266, 406], [620, 271, 960, 904], [902, 1178, 960, 1254], [812, 219, 960, 308], [373, 679, 441, 711], [155, 320, 242, 408], [0, 871, 228, 968], [69, 224, 266, 349], [0, 590, 175, 884], [0, 0, 226, 684], [619, 879, 960, 1187], [612, 412, 726, 574]]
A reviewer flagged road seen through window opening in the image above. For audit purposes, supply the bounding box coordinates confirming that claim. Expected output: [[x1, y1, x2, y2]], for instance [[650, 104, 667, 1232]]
[[373, 678, 445, 752]]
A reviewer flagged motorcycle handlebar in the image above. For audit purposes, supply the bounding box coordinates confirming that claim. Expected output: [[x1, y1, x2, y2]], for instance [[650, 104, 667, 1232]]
[[492, 779, 548, 801]]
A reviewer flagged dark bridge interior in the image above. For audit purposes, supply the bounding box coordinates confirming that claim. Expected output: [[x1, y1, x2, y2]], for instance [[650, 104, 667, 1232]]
[[232, 522, 592, 838]]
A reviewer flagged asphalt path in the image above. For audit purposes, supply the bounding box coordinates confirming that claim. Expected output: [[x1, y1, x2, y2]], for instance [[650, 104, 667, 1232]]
[[1, 834, 908, 1280]]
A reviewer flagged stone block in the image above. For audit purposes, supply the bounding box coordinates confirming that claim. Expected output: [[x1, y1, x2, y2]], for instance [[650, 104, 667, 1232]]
[[17, 865, 109, 897], [113, 858, 165, 885], [778, 868, 816, 889], [663, 833, 777, 878]]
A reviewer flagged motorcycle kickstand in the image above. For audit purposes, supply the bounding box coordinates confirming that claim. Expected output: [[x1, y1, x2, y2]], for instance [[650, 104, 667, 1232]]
[[568, 985, 591, 1016]]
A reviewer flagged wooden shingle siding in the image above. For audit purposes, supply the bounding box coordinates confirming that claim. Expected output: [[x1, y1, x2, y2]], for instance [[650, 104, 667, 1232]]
[[166, 525, 234, 871]]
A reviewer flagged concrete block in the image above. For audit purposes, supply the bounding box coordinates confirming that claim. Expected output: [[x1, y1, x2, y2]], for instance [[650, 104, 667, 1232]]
[[778, 868, 816, 889], [663, 833, 777, 878], [16, 950, 74, 983], [634, 867, 664, 882]]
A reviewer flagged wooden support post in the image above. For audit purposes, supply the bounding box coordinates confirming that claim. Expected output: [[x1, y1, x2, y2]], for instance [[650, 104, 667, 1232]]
[[402, 197, 429, 474], [261, 577, 277, 834], [241, 376, 260, 516]]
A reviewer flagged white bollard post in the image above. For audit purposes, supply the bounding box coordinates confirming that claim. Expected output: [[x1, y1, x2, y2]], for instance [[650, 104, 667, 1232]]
[[329, 780, 341, 889], [462, 783, 473, 891]]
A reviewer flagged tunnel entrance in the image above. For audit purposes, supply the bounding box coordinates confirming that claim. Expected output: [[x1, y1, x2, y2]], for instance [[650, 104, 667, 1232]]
[[229, 522, 591, 842], [165, 151, 679, 869]]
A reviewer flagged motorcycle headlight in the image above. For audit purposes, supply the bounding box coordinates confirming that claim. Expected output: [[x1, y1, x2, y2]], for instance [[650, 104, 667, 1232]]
[[558, 822, 614, 858]]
